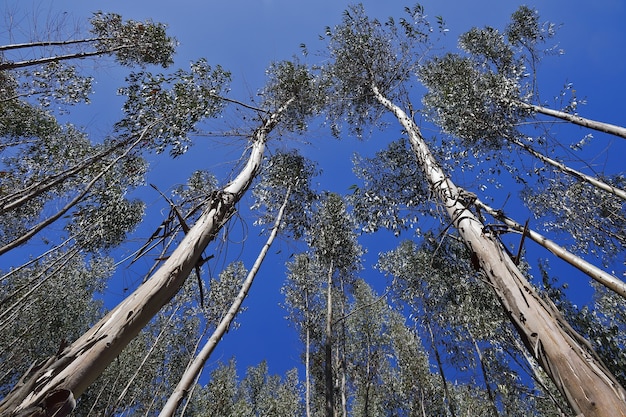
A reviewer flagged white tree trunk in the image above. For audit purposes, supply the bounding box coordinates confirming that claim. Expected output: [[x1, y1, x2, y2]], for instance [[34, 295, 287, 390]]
[[0, 104, 289, 417], [518, 101, 626, 140], [371, 84, 626, 417], [475, 198, 626, 299]]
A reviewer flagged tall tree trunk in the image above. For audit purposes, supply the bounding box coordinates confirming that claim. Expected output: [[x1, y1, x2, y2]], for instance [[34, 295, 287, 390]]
[[0, 46, 127, 71], [0, 101, 290, 417], [158, 187, 291, 417], [510, 138, 626, 201], [305, 325, 312, 417], [517, 101, 626, 140], [0, 38, 107, 51], [325, 261, 335, 417], [426, 321, 456, 417], [475, 198, 626, 299], [371, 84, 626, 417], [0, 134, 136, 213], [466, 327, 499, 417], [0, 131, 145, 256]]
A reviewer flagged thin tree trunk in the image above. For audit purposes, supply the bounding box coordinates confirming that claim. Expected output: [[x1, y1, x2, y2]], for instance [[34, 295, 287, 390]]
[[510, 137, 626, 201], [0, 135, 135, 213], [305, 303, 312, 417], [475, 198, 626, 299], [325, 261, 335, 417], [158, 187, 291, 417], [0, 99, 291, 417], [518, 101, 626, 140], [371, 84, 626, 417], [110, 305, 180, 414], [0, 132, 145, 256], [0, 37, 108, 51], [426, 321, 456, 417], [467, 327, 500, 417], [0, 46, 127, 71]]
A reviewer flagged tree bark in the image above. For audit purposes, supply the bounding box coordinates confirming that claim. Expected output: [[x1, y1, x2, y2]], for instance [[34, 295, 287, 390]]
[[0, 102, 289, 416], [518, 101, 626, 140], [325, 261, 335, 417], [475, 198, 626, 299], [0, 47, 127, 71], [371, 84, 626, 417], [158, 187, 290, 417], [510, 138, 626, 201]]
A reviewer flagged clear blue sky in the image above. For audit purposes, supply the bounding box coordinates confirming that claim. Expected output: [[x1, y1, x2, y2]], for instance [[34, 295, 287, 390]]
[[3, 0, 625, 381]]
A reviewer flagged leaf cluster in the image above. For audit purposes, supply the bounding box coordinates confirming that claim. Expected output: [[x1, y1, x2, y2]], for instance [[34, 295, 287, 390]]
[[116, 58, 230, 156], [89, 11, 177, 68], [324, 4, 435, 137]]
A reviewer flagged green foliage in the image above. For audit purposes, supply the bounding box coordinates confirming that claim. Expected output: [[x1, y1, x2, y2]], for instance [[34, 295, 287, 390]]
[[205, 261, 248, 326], [261, 59, 325, 131], [191, 360, 302, 416], [309, 193, 362, 274], [252, 149, 318, 239], [523, 175, 626, 264], [419, 52, 528, 149], [89, 12, 177, 68], [418, 6, 562, 151], [0, 253, 111, 398], [351, 137, 429, 234], [116, 58, 230, 157], [378, 234, 569, 415], [324, 4, 435, 137]]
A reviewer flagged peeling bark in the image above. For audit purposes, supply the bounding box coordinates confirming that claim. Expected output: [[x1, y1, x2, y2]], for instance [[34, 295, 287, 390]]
[[0, 103, 290, 417], [371, 84, 626, 417]]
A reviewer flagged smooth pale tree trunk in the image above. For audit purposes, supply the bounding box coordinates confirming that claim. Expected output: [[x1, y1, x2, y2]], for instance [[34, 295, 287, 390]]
[[370, 84, 626, 417], [475, 198, 626, 299], [158, 188, 291, 417], [0, 38, 107, 51], [426, 321, 456, 417], [466, 326, 499, 417], [0, 100, 291, 417], [0, 46, 128, 71], [325, 261, 335, 417], [510, 138, 626, 201], [517, 101, 626, 140]]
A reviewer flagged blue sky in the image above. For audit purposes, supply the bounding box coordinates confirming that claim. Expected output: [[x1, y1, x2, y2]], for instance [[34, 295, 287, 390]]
[[3, 0, 625, 383]]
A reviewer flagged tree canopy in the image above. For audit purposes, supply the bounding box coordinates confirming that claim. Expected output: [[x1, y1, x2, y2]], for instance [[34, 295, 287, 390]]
[[1, 3, 625, 417]]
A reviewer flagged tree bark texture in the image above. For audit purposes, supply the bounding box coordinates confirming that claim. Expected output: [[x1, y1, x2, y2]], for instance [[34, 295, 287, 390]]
[[158, 187, 290, 417], [371, 84, 626, 417], [0, 106, 286, 417], [519, 101, 626, 140], [475, 198, 626, 299]]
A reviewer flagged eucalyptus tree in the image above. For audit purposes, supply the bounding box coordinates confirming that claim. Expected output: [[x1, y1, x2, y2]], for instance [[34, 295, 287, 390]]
[[283, 193, 362, 417], [0, 253, 111, 399], [161, 150, 317, 416], [322, 5, 626, 416], [378, 235, 570, 416], [417, 7, 626, 272], [419, 6, 626, 143], [0, 12, 175, 71], [0, 58, 323, 416], [191, 360, 302, 416]]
